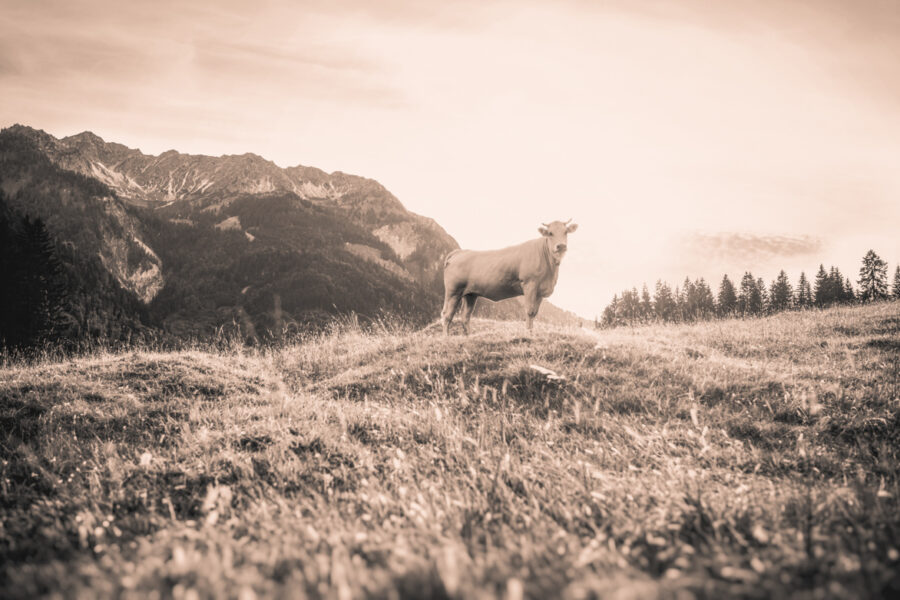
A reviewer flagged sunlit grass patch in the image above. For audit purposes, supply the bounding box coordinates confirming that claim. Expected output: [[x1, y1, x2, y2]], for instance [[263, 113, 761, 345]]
[[2, 302, 899, 598]]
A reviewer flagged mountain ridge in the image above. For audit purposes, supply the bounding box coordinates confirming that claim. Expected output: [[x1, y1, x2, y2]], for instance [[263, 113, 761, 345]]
[[9, 124, 457, 288]]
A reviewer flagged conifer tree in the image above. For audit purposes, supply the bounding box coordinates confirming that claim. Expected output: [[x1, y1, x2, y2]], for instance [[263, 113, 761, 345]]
[[843, 277, 855, 303], [813, 264, 830, 306], [625, 287, 640, 323], [695, 278, 715, 318], [0, 212, 17, 346], [893, 265, 900, 300], [680, 278, 697, 321], [602, 294, 619, 327], [654, 280, 676, 322], [796, 271, 812, 308], [831, 267, 850, 303], [717, 274, 737, 316], [858, 250, 888, 302], [829, 267, 839, 302], [739, 272, 762, 316], [674, 285, 684, 322], [756, 277, 768, 312], [769, 270, 793, 312], [640, 284, 652, 321], [0, 215, 66, 350]]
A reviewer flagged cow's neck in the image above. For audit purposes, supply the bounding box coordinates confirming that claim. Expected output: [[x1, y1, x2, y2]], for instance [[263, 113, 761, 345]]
[[542, 239, 563, 269]]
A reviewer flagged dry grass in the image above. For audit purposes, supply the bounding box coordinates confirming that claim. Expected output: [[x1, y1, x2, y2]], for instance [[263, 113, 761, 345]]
[[2, 303, 899, 599]]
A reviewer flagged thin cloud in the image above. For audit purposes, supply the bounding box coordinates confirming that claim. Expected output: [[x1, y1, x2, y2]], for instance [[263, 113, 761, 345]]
[[192, 40, 406, 108], [298, 0, 511, 30], [202, 40, 379, 74], [0, 0, 408, 112], [599, 0, 900, 111], [684, 232, 823, 264]]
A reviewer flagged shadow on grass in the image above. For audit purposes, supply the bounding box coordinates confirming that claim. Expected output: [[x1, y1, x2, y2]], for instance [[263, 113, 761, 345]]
[[866, 338, 900, 352]]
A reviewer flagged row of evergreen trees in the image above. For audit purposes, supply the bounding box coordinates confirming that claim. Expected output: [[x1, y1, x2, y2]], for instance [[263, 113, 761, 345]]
[[600, 250, 899, 328]]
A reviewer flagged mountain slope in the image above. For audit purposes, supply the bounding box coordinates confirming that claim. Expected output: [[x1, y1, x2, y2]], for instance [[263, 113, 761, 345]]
[[0, 126, 458, 341], [0, 124, 581, 344], [5, 124, 457, 292]]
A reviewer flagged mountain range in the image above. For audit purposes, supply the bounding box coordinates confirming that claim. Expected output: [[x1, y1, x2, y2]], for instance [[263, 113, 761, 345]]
[[0, 124, 581, 346]]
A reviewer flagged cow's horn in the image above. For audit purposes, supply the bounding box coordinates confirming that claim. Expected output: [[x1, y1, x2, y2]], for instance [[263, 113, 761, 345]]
[[565, 218, 573, 224]]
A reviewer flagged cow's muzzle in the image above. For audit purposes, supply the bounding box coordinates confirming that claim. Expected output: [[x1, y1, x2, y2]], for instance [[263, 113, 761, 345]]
[[555, 244, 567, 253]]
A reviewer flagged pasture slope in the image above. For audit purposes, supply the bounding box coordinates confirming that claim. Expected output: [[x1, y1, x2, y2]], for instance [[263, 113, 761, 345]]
[[2, 303, 899, 599]]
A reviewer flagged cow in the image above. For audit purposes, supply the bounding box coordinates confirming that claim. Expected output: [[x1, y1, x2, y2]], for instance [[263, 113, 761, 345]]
[[440, 219, 578, 335]]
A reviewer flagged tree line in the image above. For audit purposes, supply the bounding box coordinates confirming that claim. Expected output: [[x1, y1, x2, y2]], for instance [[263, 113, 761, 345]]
[[599, 250, 900, 328]]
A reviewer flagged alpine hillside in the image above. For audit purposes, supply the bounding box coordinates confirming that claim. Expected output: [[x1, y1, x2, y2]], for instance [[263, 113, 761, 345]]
[[0, 125, 580, 348]]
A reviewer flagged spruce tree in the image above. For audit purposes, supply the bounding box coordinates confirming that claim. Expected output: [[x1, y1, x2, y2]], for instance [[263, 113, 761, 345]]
[[680, 277, 695, 320], [674, 285, 684, 322], [654, 281, 675, 322], [796, 272, 812, 308], [893, 265, 900, 299], [717, 274, 737, 316], [0, 215, 66, 350], [626, 287, 640, 323], [813, 265, 830, 306], [0, 211, 19, 347], [857, 250, 888, 302], [828, 267, 842, 303], [640, 284, 652, 321], [739, 272, 762, 316], [695, 278, 715, 318], [769, 270, 793, 312], [602, 294, 619, 327], [756, 277, 768, 313], [843, 277, 855, 303]]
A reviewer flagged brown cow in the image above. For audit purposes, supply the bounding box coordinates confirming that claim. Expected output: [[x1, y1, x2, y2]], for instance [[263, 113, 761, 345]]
[[441, 219, 578, 335]]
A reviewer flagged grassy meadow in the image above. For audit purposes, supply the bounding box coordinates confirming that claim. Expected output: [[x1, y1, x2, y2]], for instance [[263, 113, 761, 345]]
[[2, 302, 900, 599]]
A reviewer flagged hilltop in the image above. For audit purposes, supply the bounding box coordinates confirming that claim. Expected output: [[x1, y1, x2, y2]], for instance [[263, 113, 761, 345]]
[[2, 302, 899, 598]]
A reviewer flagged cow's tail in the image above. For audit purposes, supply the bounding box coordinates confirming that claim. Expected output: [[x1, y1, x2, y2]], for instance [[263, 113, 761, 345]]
[[443, 249, 463, 268]]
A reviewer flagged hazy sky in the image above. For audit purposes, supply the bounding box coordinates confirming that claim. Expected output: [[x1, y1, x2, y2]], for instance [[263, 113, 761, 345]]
[[2, 0, 899, 317]]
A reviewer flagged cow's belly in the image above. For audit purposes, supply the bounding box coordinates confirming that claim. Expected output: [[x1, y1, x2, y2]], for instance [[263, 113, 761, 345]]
[[465, 279, 523, 302]]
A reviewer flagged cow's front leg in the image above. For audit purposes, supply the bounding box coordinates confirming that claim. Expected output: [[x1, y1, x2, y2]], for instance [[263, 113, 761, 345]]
[[523, 284, 542, 331]]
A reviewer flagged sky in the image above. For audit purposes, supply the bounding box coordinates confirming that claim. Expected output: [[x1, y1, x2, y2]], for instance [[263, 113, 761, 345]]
[[2, 0, 899, 317]]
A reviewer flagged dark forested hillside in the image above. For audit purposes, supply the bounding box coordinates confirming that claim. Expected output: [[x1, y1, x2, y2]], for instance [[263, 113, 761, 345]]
[[0, 201, 66, 350], [143, 194, 439, 339], [0, 134, 154, 350], [0, 127, 447, 345]]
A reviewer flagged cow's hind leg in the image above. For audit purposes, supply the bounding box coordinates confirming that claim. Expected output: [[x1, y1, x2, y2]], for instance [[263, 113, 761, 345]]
[[460, 294, 477, 336], [441, 291, 463, 336]]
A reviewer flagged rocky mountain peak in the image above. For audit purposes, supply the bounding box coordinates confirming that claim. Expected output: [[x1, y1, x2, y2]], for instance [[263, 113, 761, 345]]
[[4, 124, 59, 154], [62, 130, 105, 147]]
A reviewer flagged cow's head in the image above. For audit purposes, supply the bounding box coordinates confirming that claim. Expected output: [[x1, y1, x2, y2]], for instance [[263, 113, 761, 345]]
[[538, 219, 578, 263]]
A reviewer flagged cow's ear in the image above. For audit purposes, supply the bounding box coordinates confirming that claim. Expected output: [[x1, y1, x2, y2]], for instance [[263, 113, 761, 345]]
[[566, 223, 578, 234], [538, 226, 551, 237]]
